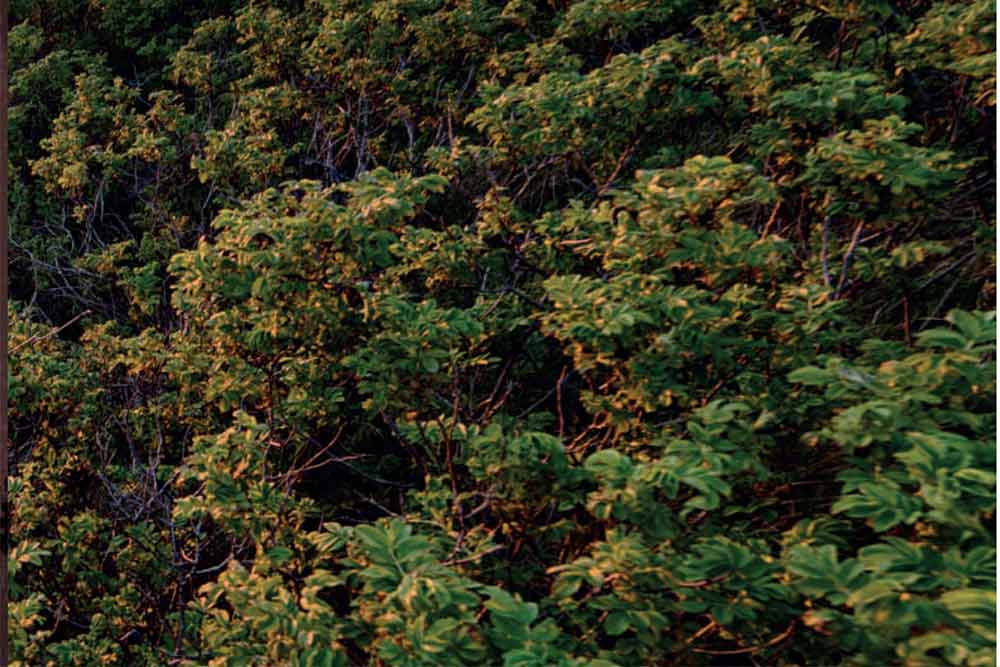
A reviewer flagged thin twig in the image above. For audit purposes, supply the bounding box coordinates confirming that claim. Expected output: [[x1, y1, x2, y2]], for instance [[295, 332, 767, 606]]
[[686, 620, 719, 645], [11, 309, 92, 353], [443, 545, 505, 566], [691, 621, 797, 656], [760, 200, 781, 238], [821, 217, 832, 288], [833, 221, 864, 300]]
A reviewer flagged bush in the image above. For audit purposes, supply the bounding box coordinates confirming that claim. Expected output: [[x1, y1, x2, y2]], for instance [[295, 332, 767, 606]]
[[7, 0, 995, 664]]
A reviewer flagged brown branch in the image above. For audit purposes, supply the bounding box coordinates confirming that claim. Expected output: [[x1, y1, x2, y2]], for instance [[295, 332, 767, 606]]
[[690, 620, 797, 655], [760, 200, 781, 238], [11, 309, 92, 353], [595, 137, 641, 197], [685, 620, 718, 645], [674, 573, 732, 588]]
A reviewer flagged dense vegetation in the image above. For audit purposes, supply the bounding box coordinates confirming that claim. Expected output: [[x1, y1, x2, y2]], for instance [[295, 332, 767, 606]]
[[6, 0, 996, 664]]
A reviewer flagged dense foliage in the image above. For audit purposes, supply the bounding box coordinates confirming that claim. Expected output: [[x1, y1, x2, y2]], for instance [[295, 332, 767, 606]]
[[6, 0, 996, 665]]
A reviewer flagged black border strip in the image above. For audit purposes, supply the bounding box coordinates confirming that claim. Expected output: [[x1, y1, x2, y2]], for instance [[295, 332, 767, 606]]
[[1, 0, 9, 662]]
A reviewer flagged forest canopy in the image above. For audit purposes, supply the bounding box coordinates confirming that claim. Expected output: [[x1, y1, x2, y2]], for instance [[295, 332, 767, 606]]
[[5, 0, 996, 665]]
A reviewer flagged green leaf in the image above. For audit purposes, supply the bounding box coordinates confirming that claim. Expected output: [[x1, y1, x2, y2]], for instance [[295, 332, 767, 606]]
[[604, 611, 630, 636]]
